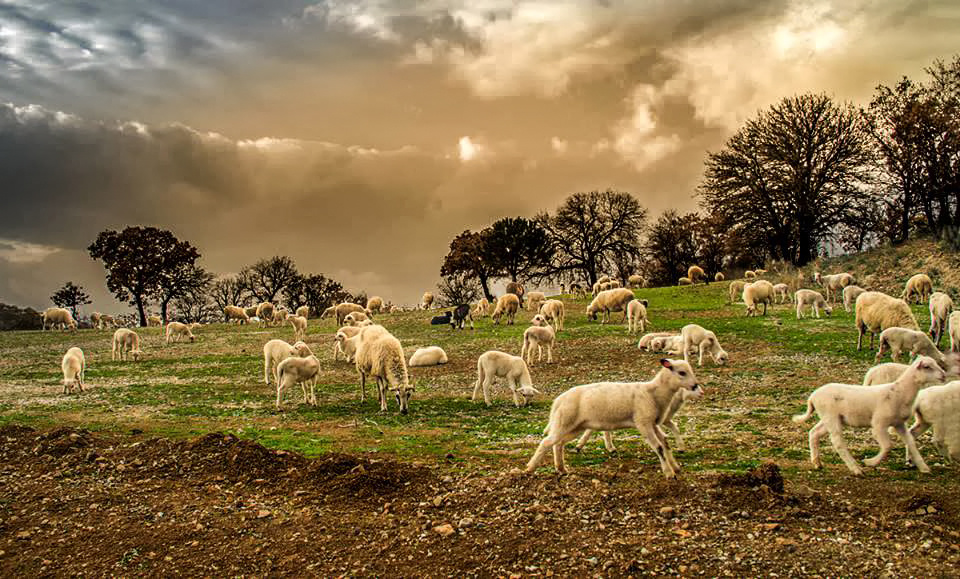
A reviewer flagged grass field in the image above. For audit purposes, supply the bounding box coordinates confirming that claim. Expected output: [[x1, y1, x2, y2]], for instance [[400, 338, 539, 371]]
[[2, 281, 955, 486]]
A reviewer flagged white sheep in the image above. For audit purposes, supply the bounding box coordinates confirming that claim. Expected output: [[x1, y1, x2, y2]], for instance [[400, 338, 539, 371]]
[[421, 292, 434, 310], [950, 311, 960, 353], [928, 291, 953, 347], [92, 312, 116, 330], [272, 308, 290, 325], [744, 270, 756, 280], [902, 273, 933, 304], [112, 328, 142, 361], [42, 307, 77, 331], [296, 305, 310, 319], [728, 280, 746, 304], [525, 291, 546, 312], [521, 314, 556, 365], [525, 358, 701, 478], [648, 335, 685, 355], [637, 332, 676, 351], [263, 338, 314, 385], [818, 273, 856, 303], [909, 380, 960, 463], [256, 302, 275, 327], [687, 265, 706, 284], [61, 347, 85, 394], [334, 303, 366, 326], [586, 288, 635, 324], [742, 280, 774, 316], [772, 283, 791, 304], [224, 305, 249, 324], [854, 291, 920, 350], [471, 350, 540, 407], [165, 321, 195, 344], [677, 277, 692, 286], [862, 362, 909, 386], [875, 327, 947, 368], [714, 272, 725, 282], [289, 315, 308, 341], [333, 326, 363, 362], [354, 325, 413, 414], [794, 289, 832, 319], [680, 323, 728, 366], [628, 274, 645, 288], [275, 354, 321, 409], [625, 299, 649, 334], [408, 346, 448, 367], [147, 315, 163, 327], [491, 293, 520, 325], [473, 298, 491, 318], [244, 306, 259, 319], [538, 299, 565, 332], [792, 356, 945, 475], [366, 296, 383, 314], [842, 285, 866, 313]]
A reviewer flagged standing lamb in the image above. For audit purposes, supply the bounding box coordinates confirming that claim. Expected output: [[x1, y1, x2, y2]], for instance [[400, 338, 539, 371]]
[[354, 325, 413, 414], [928, 291, 953, 347], [728, 280, 746, 304], [680, 324, 728, 366], [909, 380, 960, 463], [334, 303, 366, 325], [793, 356, 945, 475], [628, 274, 645, 288], [42, 307, 77, 331], [296, 305, 310, 319], [687, 265, 706, 284], [408, 346, 448, 367], [450, 304, 474, 330], [950, 311, 960, 353], [165, 322, 195, 344], [471, 350, 540, 407], [60, 347, 85, 394], [525, 358, 701, 478], [333, 326, 363, 362], [795, 289, 832, 319], [538, 299, 565, 332], [525, 291, 546, 312], [625, 299, 649, 334], [112, 328, 142, 361], [875, 327, 947, 368], [818, 273, 856, 303], [289, 315, 308, 341], [147, 315, 163, 327], [842, 285, 867, 313], [742, 280, 775, 316], [521, 314, 556, 365], [255, 302, 275, 327], [862, 362, 909, 386], [272, 308, 290, 325], [586, 288, 635, 324], [473, 298, 491, 318], [772, 283, 791, 304], [263, 339, 314, 385], [275, 355, 321, 409], [421, 292, 434, 310], [902, 273, 933, 304], [491, 294, 520, 325], [224, 305, 250, 324], [854, 291, 920, 350]]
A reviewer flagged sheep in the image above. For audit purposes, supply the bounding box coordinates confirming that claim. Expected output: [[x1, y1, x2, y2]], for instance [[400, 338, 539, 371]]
[[795, 289, 832, 319], [112, 328, 142, 361], [224, 305, 249, 324], [950, 311, 960, 353], [742, 280, 774, 316], [354, 325, 413, 413], [818, 273, 856, 303], [677, 277, 692, 286], [92, 312, 115, 329], [343, 311, 371, 326], [574, 385, 704, 453], [628, 274, 645, 288], [90, 312, 101, 329], [842, 285, 866, 313], [421, 292, 435, 310], [333, 326, 363, 362], [909, 380, 960, 463], [714, 272, 725, 282], [680, 323, 728, 366], [649, 335, 686, 355], [450, 304, 473, 330], [525, 358, 701, 477], [492, 294, 520, 325], [597, 274, 612, 284], [471, 350, 540, 407], [473, 298, 491, 318], [320, 305, 336, 320], [334, 303, 366, 326], [687, 265, 706, 284], [256, 302, 275, 327], [430, 311, 452, 325], [521, 314, 556, 365], [744, 270, 757, 279], [165, 321, 195, 344], [875, 327, 947, 369], [505, 281, 525, 306], [902, 273, 933, 304], [526, 291, 546, 312], [244, 306, 259, 319], [60, 347, 85, 394], [728, 280, 746, 304], [637, 331, 676, 351], [928, 291, 953, 347], [772, 283, 791, 304], [538, 299, 565, 332], [408, 346, 448, 367], [586, 288, 635, 324], [296, 305, 310, 319], [272, 308, 290, 325], [366, 296, 383, 314], [855, 291, 920, 350], [626, 299, 649, 334], [862, 362, 909, 386], [263, 338, 314, 385], [793, 355, 945, 475], [289, 315, 308, 341], [147, 315, 163, 327], [42, 307, 77, 331], [275, 354, 321, 409], [570, 283, 588, 298], [607, 280, 622, 289]]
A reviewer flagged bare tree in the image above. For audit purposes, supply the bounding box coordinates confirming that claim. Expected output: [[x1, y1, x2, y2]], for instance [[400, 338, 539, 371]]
[[210, 276, 249, 318], [241, 256, 299, 304], [437, 273, 480, 307]]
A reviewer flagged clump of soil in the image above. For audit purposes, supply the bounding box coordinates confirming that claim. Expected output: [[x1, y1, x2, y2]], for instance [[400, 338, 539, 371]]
[[715, 461, 785, 494]]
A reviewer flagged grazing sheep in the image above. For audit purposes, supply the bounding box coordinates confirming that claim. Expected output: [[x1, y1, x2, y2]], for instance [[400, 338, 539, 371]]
[[793, 356, 945, 475], [680, 323, 728, 366], [473, 298, 491, 318], [597, 275, 612, 284], [728, 280, 746, 304], [289, 315, 308, 341], [714, 272, 725, 282], [772, 283, 791, 304], [224, 305, 249, 324], [928, 291, 953, 347], [526, 291, 546, 312], [586, 288, 635, 324], [333, 326, 363, 362], [354, 325, 413, 413], [366, 296, 383, 314], [909, 380, 960, 463], [637, 331, 676, 351], [538, 299, 565, 332], [450, 304, 473, 330], [471, 350, 540, 407], [902, 273, 933, 304], [677, 277, 692, 286], [90, 312, 101, 328], [818, 273, 856, 303], [855, 291, 920, 350], [343, 311, 371, 326], [408, 346, 448, 367], [335, 303, 366, 326], [744, 270, 757, 279], [147, 315, 163, 327], [687, 265, 706, 284], [42, 307, 77, 331], [875, 327, 947, 368], [570, 283, 588, 298], [842, 285, 867, 313], [320, 306, 336, 320], [862, 362, 909, 386], [92, 312, 115, 329], [628, 274, 645, 288], [421, 292, 434, 310], [742, 280, 775, 316], [275, 354, 321, 409], [626, 299, 649, 334], [263, 339, 313, 385], [950, 311, 960, 353], [430, 311, 452, 325], [244, 306, 259, 318], [296, 305, 310, 319], [164, 322, 195, 343], [272, 308, 290, 325], [112, 328, 142, 361], [256, 302, 275, 327], [521, 314, 556, 365], [492, 294, 520, 325], [795, 289, 832, 319], [60, 347, 85, 394], [525, 358, 701, 478]]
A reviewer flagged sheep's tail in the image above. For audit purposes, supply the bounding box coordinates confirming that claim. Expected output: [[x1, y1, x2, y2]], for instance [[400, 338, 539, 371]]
[[792, 397, 815, 423]]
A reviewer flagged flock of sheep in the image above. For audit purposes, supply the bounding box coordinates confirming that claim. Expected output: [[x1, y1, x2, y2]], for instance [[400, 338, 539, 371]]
[[43, 266, 960, 479]]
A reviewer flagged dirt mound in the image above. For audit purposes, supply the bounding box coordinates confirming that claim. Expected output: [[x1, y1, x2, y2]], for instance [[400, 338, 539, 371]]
[[30, 427, 94, 457], [306, 453, 430, 499], [0, 424, 35, 437], [183, 432, 307, 481], [715, 462, 785, 494]]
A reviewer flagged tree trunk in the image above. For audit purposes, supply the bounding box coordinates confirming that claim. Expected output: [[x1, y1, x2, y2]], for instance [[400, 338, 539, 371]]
[[134, 294, 147, 327], [161, 298, 170, 324], [478, 274, 494, 302]]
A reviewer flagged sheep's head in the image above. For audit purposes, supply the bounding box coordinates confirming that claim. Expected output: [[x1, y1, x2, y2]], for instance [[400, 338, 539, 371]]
[[531, 314, 548, 327], [516, 385, 541, 406], [649, 337, 667, 352], [823, 304, 833, 316], [585, 304, 597, 320], [131, 349, 142, 362], [659, 358, 700, 393], [392, 385, 413, 415], [294, 341, 313, 357], [911, 356, 946, 386]]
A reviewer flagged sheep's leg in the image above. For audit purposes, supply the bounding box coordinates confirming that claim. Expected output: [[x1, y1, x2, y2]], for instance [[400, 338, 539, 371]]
[[377, 378, 389, 412], [275, 381, 285, 411], [808, 421, 826, 468], [826, 425, 863, 475], [813, 304, 820, 318], [546, 344, 553, 364], [573, 430, 593, 452], [601, 431, 617, 452], [638, 423, 676, 478], [359, 373, 367, 403], [864, 422, 893, 467], [796, 303, 802, 319], [664, 418, 685, 451], [526, 436, 560, 473], [655, 425, 681, 472], [697, 344, 705, 367], [894, 424, 930, 473], [907, 415, 931, 465]]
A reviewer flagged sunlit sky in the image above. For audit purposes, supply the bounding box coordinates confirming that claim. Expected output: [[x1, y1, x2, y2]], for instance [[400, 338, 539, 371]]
[[0, 0, 958, 311]]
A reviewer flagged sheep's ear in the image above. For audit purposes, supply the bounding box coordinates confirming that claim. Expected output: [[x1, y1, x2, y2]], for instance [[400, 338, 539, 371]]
[[660, 358, 672, 369]]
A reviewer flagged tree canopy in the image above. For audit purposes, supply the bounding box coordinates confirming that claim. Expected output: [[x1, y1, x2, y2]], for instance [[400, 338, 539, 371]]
[[50, 282, 91, 319]]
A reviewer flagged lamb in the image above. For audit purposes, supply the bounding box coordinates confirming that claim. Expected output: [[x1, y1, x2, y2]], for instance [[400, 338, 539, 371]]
[[42, 307, 77, 331], [473, 298, 491, 318], [421, 292, 434, 310], [819, 273, 856, 303], [909, 380, 960, 463], [742, 280, 774, 316], [792, 355, 945, 475], [165, 321, 195, 343], [875, 327, 947, 368], [772, 283, 791, 304], [275, 354, 321, 409], [521, 314, 556, 365], [538, 299, 565, 332], [366, 296, 383, 314], [343, 311, 371, 326], [333, 326, 363, 362], [626, 299, 649, 334], [950, 311, 960, 353], [471, 350, 541, 407], [505, 281, 525, 306], [244, 306, 259, 319], [289, 315, 308, 341], [628, 274, 645, 288], [714, 272, 725, 282], [112, 328, 142, 361], [597, 275, 612, 284], [795, 289, 832, 319], [525, 291, 546, 312], [334, 303, 366, 325], [271, 308, 290, 325], [574, 386, 704, 453], [90, 312, 101, 329], [607, 280, 622, 289], [408, 346, 448, 367], [224, 305, 249, 324], [680, 323, 728, 366], [902, 273, 933, 304], [586, 288, 635, 324], [744, 270, 757, 279], [147, 315, 163, 327], [256, 302, 275, 327], [862, 362, 909, 386], [60, 347, 85, 394], [296, 305, 310, 319], [320, 305, 336, 320], [450, 304, 474, 330], [677, 277, 692, 286], [637, 331, 676, 351], [928, 291, 953, 347], [263, 338, 314, 385], [842, 285, 867, 313], [687, 265, 706, 284], [491, 294, 520, 325], [728, 280, 746, 304], [91, 312, 115, 330], [649, 335, 686, 355], [354, 325, 413, 413], [855, 291, 920, 350], [525, 358, 701, 477]]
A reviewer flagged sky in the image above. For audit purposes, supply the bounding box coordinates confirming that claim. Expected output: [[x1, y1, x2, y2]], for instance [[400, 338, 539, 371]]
[[0, 0, 958, 312]]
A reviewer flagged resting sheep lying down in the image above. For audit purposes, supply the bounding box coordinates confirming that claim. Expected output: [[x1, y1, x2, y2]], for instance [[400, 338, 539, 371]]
[[637, 332, 676, 351], [793, 356, 945, 475], [525, 358, 701, 478], [471, 350, 541, 407], [408, 346, 448, 367]]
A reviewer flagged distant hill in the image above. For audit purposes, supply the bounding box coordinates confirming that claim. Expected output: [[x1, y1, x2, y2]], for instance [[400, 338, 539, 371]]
[[0, 303, 42, 331]]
